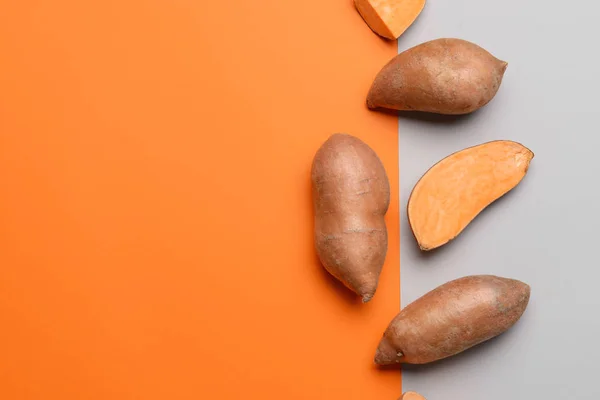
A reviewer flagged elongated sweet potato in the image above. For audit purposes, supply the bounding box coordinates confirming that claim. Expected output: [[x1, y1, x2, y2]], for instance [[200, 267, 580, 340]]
[[408, 140, 534, 251], [375, 275, 531, 365], [400, 392, 426, 400], [354, 0, 426, 40], [311, 133, 390, 302], [367, 38, 508, 115]]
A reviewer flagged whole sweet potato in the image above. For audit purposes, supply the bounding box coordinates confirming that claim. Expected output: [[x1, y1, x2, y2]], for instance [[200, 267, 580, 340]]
[[375, 275, 530, 365], [311, 133, 390, 302], [367, 38, 508, 115]]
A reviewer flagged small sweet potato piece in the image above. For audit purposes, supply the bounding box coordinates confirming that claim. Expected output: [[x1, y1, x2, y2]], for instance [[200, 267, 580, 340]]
[[400, 392, 427, 400], [408, 140, 534, 251], [311, 133, 390, 302], [354, 0, 426, 40], [375, 275, 531, 365], [367, 38, 508, 115]]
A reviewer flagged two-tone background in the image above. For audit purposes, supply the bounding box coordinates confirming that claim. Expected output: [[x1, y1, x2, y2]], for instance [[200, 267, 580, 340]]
[[1, 0, 598, 399]]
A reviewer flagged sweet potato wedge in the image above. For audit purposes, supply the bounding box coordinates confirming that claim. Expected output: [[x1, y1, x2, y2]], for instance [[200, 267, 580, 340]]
[[408, 140, 534, 251], [354, 0, 426, 40]]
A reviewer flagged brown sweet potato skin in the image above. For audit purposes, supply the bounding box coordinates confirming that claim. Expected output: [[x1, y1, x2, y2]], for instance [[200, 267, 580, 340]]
[[408, 140, 534, 251], [375, 275, 530, 365], [367, 38, 508, 115], [311, 134, 390, 302]]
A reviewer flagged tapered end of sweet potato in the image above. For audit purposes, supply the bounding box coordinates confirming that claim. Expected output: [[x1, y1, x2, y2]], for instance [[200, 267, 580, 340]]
[[511, 278, 532, 315], [358, 280, 378, 303], [365, 55, 403, 112], [497, 60, 509, 83], [374, 336, 403, 365], [366, 96, 376, 110], [362, 293, 374, 303]]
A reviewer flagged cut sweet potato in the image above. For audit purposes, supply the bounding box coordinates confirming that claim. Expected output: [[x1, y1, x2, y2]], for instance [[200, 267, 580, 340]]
[[400, 392, 426, 400], [354, 0, 426, 40], [312, 134, 390, 302], [408, 140, 534, 251]]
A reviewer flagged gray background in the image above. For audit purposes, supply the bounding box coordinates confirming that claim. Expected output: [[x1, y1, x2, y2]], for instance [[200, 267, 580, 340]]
[[398, 1, 600, 399]]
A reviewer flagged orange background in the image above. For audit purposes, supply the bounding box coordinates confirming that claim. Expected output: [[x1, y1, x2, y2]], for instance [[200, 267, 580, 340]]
[[0, 0, 399, 399]]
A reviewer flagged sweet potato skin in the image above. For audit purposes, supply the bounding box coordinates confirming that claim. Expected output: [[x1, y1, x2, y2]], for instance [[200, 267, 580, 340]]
[[375, 275, 530, 365], [367, 38, 508, 115], [311, 134, 390, 302]]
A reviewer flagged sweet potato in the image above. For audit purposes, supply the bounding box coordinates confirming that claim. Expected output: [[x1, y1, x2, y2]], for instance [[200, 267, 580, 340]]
[[408, 140, 534, 251], [354, 0, 426, 40], [367, 38, 508, 115], [311, 133, 390, 302], [375, 275, 531, 365], [400, 392, 427, 400]]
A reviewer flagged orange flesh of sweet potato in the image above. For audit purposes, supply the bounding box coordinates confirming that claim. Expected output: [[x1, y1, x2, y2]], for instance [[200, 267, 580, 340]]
[[400, 392, 427, 400], [408, 140, 534, 251], [354, 0, 426, 40]]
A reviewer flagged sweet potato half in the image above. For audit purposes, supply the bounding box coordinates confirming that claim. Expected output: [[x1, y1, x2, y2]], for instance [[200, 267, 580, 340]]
[[408, 140, 534, 251]]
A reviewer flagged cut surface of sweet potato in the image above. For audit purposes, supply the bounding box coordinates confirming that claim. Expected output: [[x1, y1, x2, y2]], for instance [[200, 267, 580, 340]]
[[354, 0, 426, 40], [400, 392, 426, 400], [408, 140, 534, 251]]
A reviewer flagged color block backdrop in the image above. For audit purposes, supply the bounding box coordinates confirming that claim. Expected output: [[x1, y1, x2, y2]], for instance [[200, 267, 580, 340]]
[[0, 1, 399, 399], [398, 1, 600, 399]]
